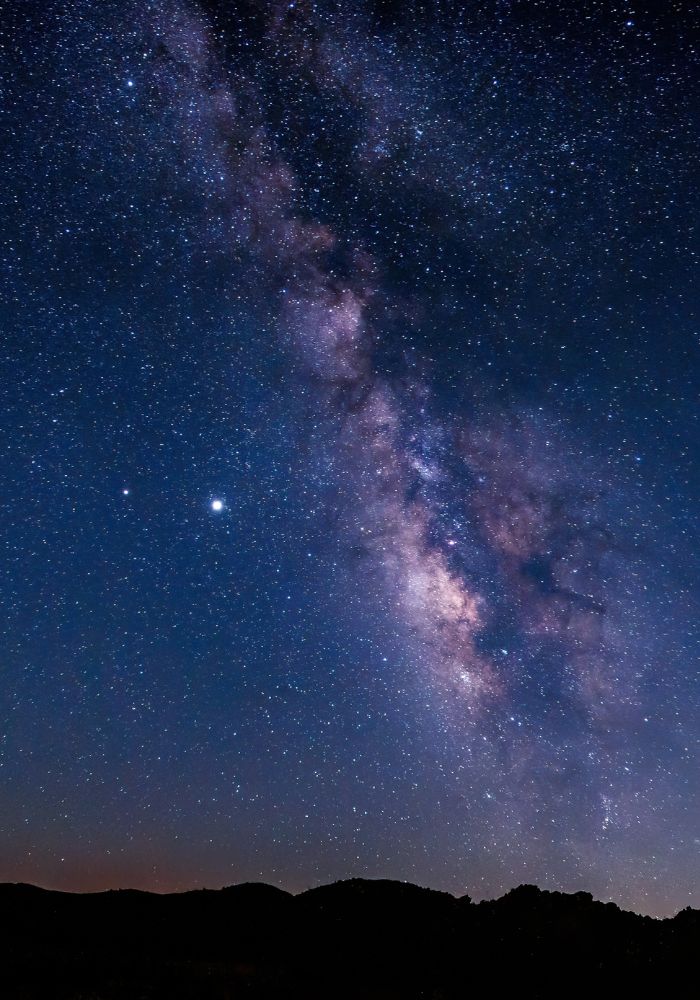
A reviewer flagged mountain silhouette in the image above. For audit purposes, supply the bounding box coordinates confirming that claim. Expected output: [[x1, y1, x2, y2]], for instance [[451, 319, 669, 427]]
[[1, 878, 696, 997]]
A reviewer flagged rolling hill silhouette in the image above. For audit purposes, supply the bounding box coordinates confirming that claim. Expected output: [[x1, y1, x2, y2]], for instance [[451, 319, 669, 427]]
[[1, 878, 696, 997]]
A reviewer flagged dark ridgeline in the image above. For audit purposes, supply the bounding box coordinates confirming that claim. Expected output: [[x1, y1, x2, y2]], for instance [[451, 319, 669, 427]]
[[1, 878, 697, 998]]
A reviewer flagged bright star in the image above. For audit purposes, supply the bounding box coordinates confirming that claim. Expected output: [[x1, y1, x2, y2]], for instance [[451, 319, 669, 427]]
[[211, 499, 224, 512]]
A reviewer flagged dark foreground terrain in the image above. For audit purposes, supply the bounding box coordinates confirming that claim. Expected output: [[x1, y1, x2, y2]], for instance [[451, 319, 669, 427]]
[[1, 878, 697, 998]]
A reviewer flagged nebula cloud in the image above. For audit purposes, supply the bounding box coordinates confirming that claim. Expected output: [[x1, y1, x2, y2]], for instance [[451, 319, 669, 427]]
[[148, 0, 652, 729], [110, 0, 696, 912]]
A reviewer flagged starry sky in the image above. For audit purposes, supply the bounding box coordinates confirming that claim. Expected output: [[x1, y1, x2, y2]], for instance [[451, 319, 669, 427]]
[[1, 0, 698, 917]]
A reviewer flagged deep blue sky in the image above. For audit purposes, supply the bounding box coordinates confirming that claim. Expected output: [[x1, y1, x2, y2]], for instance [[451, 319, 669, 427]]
[[1, 0, 697, 915]]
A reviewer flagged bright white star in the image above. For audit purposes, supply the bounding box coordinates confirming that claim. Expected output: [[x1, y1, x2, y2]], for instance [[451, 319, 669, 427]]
[[211, 499, 224, 512]]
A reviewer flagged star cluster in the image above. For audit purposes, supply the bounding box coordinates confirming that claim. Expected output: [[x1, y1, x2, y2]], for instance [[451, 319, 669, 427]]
[[0, 0, 697, 915]]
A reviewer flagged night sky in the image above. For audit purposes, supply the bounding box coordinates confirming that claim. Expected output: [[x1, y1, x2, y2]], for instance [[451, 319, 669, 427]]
[[1, 0, 698, 917]]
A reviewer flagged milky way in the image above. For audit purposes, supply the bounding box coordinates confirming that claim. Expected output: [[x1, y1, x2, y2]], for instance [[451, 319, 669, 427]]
[[1, 0, 697, 915]]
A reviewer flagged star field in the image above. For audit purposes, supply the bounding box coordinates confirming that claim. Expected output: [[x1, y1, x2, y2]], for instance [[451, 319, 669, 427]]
[[0, 0, 698, 916]]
